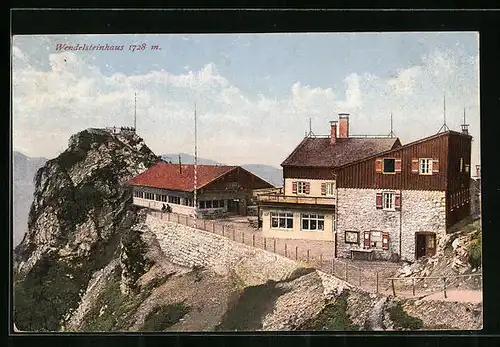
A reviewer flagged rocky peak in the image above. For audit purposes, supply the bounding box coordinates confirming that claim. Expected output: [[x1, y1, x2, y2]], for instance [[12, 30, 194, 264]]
[[14, 128, 159, 275]]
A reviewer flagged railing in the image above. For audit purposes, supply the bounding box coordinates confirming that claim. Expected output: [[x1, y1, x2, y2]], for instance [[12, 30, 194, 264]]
[[388, 273, 483, 299], [257, 193, 336, 205]]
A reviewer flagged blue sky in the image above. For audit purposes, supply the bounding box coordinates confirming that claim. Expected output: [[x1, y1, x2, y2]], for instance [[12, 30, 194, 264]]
[[12, 32, 480, 168]]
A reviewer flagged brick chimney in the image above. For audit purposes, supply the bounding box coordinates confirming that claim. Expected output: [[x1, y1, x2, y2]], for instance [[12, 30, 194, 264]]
[[330, 120, 338, 145], [338, 113, 350, 138]]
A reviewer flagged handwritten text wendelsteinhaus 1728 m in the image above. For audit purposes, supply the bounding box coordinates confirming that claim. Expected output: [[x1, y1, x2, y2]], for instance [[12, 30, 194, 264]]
[[55, 43, 162, 52]]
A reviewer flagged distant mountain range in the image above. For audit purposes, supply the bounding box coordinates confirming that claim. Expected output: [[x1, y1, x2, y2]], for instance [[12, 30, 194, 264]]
[[12, 151, 48, 247], [161, 153, 283, 187]]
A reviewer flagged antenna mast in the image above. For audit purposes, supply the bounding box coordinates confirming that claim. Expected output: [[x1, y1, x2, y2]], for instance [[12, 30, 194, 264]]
[[193, 102, 198, 222], [461, 106, 469, 135], [388, 112, 396, 138], [307, 117, 315, 137], [134, 92, 137, 132], [437, 94, 450, 133]]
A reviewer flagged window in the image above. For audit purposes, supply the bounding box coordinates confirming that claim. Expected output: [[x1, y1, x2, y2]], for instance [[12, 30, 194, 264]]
[[371, 231, 383, 249], [213, 200, 219, 208], [199, 201, 206, 209], [419, 158, 433, 175], [133, 190, 144, 198], [144, 192, 154, 200], [364, 231, 389, 250], [168, 196, 181, 205], [382, 192, 395, 210], [155, 194, 161, 201], [383, 158, 395, 173], [161, 195, 168, 202], [205, 200, 213, 209], [301, 214, 325, 231], [325, 182, 335, 196], [465, 164, 470, 173], [271, 212, 293, 229], [297, 181, 307, 194]]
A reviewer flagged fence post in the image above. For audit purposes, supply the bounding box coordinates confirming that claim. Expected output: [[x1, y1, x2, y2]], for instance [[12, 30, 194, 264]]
[[307, 250, 310, 263], [160, 212, 163, 220], [359, 268, 362, 287], [168, 213, 170, 222], [213, 222, 215, 233], [273, 239, 276, 253], [264, 238, 267, 250], [203, 219, 206, 230], [252, 234, 255, 247], [412, 278, 415, 296], [222, 225, 225, 236], [232, 229, 235, 241], [177, 214, 180, 223], [332, 258, 335, 275], [242, 232, 245, 244], [443, 277, 447, 299], [295, 246, 298, 261], [345, 262, 348, 281], [392, 279, 396, 297], [320, 254, 323, 266], [285, 243, 288, 257], [376, 271, 379, 293]]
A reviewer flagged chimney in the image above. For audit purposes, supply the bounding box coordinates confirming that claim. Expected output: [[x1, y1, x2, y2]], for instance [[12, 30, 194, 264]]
[[330, 120, 338, 145], [338, 113, 350, 138]]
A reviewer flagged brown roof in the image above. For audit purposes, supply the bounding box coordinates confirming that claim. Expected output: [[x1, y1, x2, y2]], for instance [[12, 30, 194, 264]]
[[127, 162, 237, 191], [281, 137, 401, 167]]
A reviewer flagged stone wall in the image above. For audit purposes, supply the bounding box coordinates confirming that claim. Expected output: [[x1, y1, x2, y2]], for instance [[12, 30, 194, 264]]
[[142, 214, 301, 286], [337, 188, 446, 262]]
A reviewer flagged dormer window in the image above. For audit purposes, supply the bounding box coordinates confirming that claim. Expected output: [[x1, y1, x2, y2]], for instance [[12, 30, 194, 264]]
[[383, 158, 395, 173]]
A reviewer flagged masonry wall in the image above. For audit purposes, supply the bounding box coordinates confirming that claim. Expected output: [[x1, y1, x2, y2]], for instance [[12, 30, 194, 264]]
[[261, 207, 335, 241], [143, 214, 301, 286], [336, 188, 446, 262]]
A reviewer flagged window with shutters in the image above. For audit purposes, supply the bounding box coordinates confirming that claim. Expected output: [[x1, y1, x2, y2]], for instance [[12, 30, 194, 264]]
[[325, 182, 335, 196], [382, 192, 395, 210], [383, 158, 396, 173], [301, 214, 325, 231], [271, 212, 293, 229], [364, 231, 389, 250], [297, 181, 307, 194], [419, 158, 433, 175]]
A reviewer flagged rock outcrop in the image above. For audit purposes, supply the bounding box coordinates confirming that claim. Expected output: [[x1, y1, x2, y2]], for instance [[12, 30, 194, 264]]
[[13, 128, 158, 332]]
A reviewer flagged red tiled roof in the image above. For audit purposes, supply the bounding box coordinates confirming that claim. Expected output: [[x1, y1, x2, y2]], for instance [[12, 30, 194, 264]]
[[281, 137, 401, 167], [127, 162, 237, 191]]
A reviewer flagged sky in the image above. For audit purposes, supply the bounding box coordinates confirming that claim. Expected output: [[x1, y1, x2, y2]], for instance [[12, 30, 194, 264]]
[[11, 32, 480, 168]]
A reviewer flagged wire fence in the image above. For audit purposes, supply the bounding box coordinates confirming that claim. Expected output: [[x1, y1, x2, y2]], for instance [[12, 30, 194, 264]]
[[149, 210, 482, 298]]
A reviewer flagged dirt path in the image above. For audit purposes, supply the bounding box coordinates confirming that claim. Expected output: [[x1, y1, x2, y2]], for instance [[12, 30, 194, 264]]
[[420, 290, 482, 303]]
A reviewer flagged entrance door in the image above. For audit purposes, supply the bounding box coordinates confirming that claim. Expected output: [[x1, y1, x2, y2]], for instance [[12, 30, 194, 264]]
[[227, 199, 238, 213], [416, 233, 436, 259]]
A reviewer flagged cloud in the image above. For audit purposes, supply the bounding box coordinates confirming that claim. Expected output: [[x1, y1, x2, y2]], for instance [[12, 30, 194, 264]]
[[12, 42, 480, 168]]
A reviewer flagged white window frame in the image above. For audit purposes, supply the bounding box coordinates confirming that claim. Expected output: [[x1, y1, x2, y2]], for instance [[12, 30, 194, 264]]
[[270, 212, 294, 230], [301, 214, 325, 232], [419, 158, 433, 175], [325, 182, 336, 196], [370, 231, 384, 249], [382, 191, 395, 211], [297, 181, 307, 194]]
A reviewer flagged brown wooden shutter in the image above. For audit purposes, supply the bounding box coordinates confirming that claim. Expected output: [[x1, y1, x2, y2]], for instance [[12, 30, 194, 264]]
[[382, 232, 389, 250], [411, 159, 419, 173], [375, 158, 383, 173], [395, 193, 401, 210], [432, 159, 439, 173], [305, 182, 311, 194], [376, 193, 383, 209], [364, 232, 371, 249], [292, 181, 297, 194], [321, 183, 326, 195], [395, 159, 402, 173]]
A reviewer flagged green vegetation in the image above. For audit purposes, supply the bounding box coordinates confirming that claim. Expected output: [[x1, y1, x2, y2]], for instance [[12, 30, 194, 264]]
[[299, 291, 360, 331], [121, 229, 154, 292], [139, 302, 191, 332], [468, 232, 482, 269], [388, 303, 423, 330], [81, 270, 146, 331], [215, 280, 287, 331]]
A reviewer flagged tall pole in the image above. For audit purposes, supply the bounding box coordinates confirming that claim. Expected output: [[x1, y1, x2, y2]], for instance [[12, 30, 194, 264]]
[[194, 102, 198, 222], [134, 92, 137, 131]]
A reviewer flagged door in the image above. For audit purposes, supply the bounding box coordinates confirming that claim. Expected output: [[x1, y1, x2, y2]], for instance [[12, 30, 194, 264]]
[[227, 199, 238, 213], [416, 233, 436, 259], [416, 234, 426, 259]]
